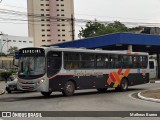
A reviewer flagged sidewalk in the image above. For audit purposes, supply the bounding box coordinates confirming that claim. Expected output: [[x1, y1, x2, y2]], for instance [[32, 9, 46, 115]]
[[0, 81, 5, 95], [0, 89, 5, 95], [137, 79, 160, 102]]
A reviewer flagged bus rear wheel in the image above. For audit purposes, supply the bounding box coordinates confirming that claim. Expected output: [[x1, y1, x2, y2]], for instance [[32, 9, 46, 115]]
[[62, 81, 75, 96], [41, 92, 52, 97], [115, 78, 128, 92]]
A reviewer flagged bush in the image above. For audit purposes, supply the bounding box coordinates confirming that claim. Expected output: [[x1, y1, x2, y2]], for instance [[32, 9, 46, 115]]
[[0, 69, 16, 80]]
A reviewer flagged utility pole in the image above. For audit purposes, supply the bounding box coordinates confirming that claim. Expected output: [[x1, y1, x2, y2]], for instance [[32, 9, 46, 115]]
[[71, 14, 75, 41]]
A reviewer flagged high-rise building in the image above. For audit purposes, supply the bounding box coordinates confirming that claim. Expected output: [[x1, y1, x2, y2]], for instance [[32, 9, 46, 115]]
[[27, 0, 74, 47]]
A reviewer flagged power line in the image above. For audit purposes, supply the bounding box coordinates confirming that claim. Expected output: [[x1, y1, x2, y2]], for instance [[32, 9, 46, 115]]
[[0, 7, 160, 28]]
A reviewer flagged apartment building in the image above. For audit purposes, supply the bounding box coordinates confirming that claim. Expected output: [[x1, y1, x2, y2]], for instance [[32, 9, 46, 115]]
[[27, 0, 74, 47]]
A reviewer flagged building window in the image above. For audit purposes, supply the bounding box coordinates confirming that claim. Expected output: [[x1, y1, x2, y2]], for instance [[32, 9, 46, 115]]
[[61, 4, 64, 6], [47, 35, 51, 37], [62, 40, 66, 42], [41, 24, 45, 26], [13, 40, 16, 42], [61, 14, 64, 16], [41, 19, 45, 21], [23, 41, 27, 43], [62, 24, 65, 26], [42, 40, 45, 42], [58, 39, 61, 42], [46, 14, 50, 16], [41, 4, 44, 6], [46, 4, 49, 6], [41, 14, 44, 16], [58, 34, 61, 36], [46, 19, 50, 21], [57, 24, 60, 26], [42, 35, 45, 37], [62, 34, 65, 36], [58, 29, 60, 31], [47, 40, 51, 42], [42, 29, 45, 32], [47, 29, 50, 31], [47, 24, 50, 26], [57, 14, 60, 16], [46, 9, 50, 11], [29, 41, 32, 43], [41, 9, 44, 11], [56, 4, 59, 6], [19, 41, 22, 42], [62, 29, 65, 31], [61, 9, 64, 11]]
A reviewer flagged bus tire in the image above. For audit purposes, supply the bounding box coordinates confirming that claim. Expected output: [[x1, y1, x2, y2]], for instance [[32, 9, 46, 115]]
[[62, 81, 75, 96], [97, 88, 108, 93], [115, 78, 128, 92], [41, 92, 52, 97]]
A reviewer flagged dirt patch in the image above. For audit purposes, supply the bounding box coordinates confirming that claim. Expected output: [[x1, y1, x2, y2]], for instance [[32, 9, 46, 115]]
[[140, 89, 160, 99]]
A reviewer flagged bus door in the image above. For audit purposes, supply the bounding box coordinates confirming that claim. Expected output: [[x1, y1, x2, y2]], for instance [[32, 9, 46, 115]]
[[149, 59, 157, 79], [47, 51, 62, 78]]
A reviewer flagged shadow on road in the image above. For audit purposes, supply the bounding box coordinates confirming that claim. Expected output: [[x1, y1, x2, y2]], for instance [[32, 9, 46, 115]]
[[0, 88, 145, 102]]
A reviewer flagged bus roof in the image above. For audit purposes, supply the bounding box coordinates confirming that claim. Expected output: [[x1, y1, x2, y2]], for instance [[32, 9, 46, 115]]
[[40, 47, 148, 55]]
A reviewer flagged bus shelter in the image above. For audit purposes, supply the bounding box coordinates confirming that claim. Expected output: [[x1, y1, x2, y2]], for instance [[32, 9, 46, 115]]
[[51, 33, 160, 78]]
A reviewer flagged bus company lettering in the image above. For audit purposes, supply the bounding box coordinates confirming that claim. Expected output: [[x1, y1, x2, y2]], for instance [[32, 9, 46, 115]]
[[73, 71, 103, 77]]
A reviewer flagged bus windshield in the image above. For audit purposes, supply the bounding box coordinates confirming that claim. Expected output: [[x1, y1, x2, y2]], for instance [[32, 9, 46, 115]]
[[18, 56, 45, 78]]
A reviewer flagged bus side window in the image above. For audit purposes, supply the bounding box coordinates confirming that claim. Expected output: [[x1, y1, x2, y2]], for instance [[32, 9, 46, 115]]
[[64, 52, 79, 69], [80, 53, 95, 69], [142, 56, 148, 68], [96, 55, 105, 68]]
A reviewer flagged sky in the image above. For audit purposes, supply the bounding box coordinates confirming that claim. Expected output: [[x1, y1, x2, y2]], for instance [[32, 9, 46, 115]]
[[0, 0, 160, 39]]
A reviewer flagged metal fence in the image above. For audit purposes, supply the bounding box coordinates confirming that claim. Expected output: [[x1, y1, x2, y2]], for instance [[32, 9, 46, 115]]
[[0, 60, 14, 69]]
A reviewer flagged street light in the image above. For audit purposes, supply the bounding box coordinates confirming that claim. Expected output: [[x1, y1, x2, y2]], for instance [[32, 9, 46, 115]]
[[1, 40, 10, 57], [0, 34, 9, 57]]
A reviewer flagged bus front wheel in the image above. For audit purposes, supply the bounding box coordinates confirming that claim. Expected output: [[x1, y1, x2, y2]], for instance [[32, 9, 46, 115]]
[[62, 81, 75, 96], [41, 92, 52, 97], [115, 78, 128, 92]]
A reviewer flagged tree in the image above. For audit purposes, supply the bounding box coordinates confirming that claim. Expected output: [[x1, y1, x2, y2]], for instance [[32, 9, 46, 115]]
[[7, 46, 18, 55], [78, 21, 128, 38]]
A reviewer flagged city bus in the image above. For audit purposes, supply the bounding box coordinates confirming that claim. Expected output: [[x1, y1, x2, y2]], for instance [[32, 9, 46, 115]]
[[17, 47, 149, 96]]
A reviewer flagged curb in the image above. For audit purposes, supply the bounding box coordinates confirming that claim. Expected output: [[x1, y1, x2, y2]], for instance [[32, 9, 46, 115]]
[[0, 89, 5, 95], [138, 92, 160, 103], [150, 81, 160, 83]]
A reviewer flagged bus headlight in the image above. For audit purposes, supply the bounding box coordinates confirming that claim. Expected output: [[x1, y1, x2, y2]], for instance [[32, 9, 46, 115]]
[[37, 79, 44, 85]]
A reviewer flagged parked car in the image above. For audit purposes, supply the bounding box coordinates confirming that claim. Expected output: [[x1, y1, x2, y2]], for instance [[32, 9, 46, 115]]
[[5, 77, 26, 93], [5, 78, 19, 93]]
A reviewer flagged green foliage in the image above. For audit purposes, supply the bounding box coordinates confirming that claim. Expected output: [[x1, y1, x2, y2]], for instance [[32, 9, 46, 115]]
[[79, 21, 129, 38], [0, 69, 16, 78], [7, 46, 18, 55]]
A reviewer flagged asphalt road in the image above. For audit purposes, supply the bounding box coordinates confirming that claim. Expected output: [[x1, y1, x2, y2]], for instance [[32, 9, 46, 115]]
[[0, 81, 160, 120]]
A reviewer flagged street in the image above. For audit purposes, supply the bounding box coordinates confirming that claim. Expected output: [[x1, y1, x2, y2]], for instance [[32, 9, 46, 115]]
[[0, 82, 160, 120]]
